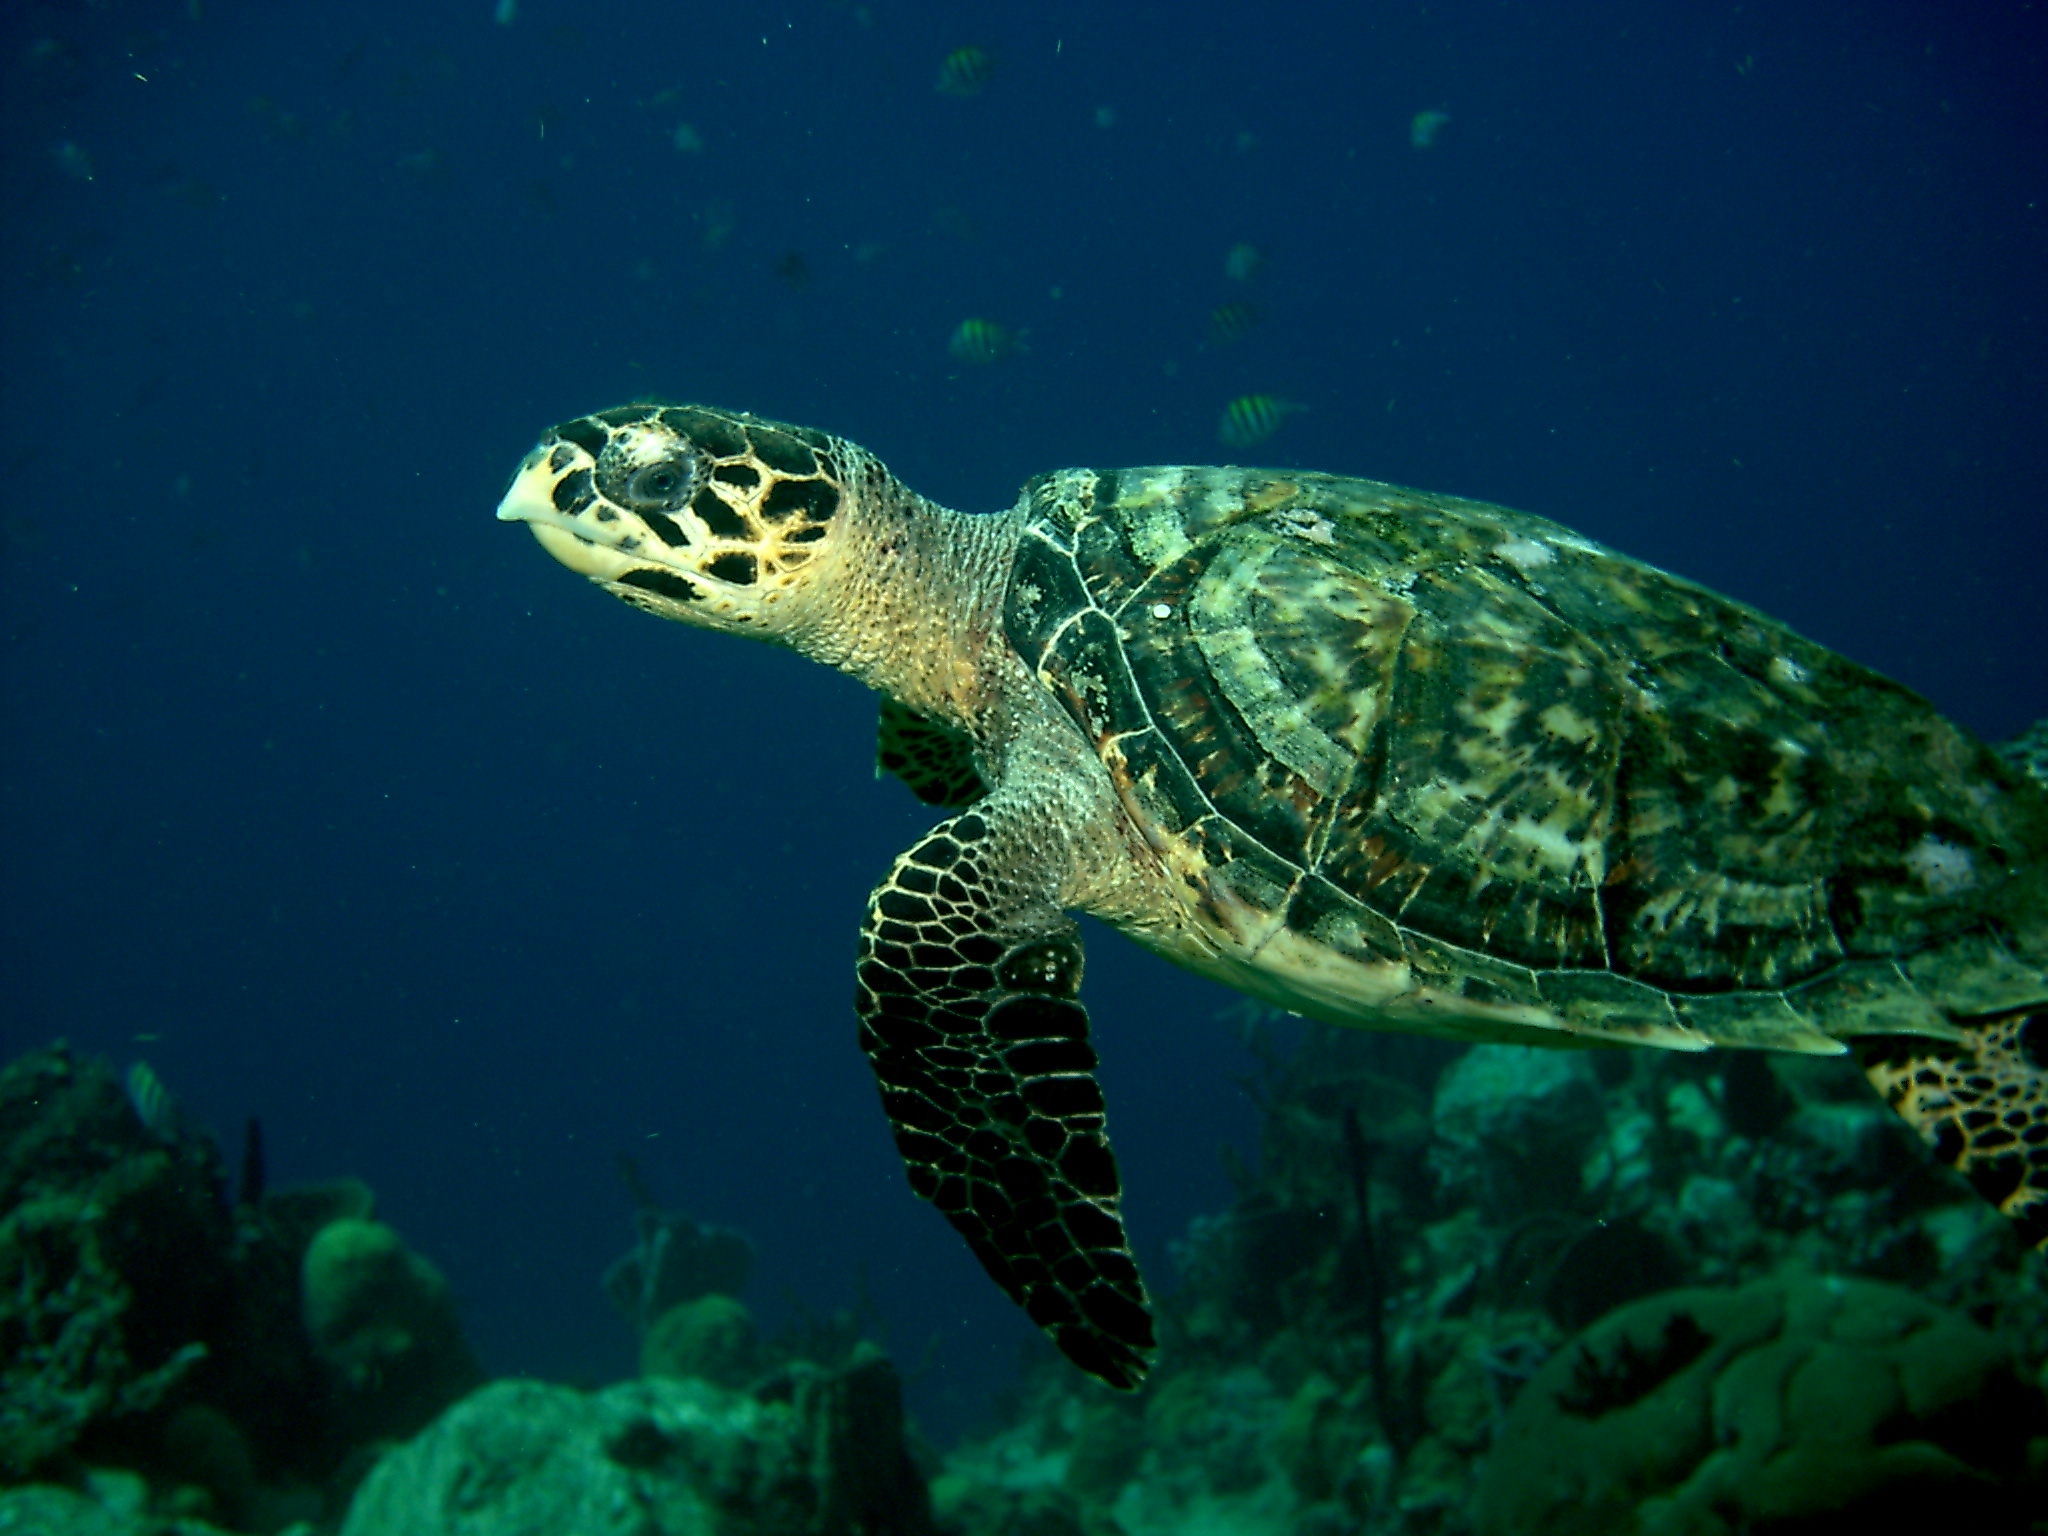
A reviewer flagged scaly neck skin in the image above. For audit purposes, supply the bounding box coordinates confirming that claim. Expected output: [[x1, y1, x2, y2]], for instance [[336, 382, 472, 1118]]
[[784, 461, 1028, 742]]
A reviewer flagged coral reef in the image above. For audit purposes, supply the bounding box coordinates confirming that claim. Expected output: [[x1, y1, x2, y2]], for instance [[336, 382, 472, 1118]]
[[0, 1477, 239, 1536], [604, 1154, 757, 1336], [933, 1024, 2048, 1534], [643, 1294, 762, 1389], [340, 1346, 932, 1536], [300, 1216, 483, 1443], [0, 1044, 479, 1529], [1, 1045, 235, 1479], [1475, 1273, 2048, 1533], [10, 1021, 2043, 1535], [0, 1042, 940, 1535]]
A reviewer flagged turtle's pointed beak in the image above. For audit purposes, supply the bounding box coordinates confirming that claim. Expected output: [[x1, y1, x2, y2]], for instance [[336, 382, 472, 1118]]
[[494, 446, 550, 522], [496, 443, 643, 580]]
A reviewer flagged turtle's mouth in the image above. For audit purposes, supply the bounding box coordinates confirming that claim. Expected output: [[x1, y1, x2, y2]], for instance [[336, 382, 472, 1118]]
[[496, 450, 667, 583]]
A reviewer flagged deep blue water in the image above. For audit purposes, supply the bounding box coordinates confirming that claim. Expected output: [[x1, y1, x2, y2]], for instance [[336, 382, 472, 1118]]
[[4, 0, 2044, 1441]]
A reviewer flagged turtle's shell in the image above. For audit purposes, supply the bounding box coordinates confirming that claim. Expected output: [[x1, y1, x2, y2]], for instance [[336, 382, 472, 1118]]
[[1003, 465, 2048, 1052]]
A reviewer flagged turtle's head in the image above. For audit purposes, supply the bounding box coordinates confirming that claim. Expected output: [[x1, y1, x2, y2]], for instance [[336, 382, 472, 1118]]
[[497, 403, 849, 636]]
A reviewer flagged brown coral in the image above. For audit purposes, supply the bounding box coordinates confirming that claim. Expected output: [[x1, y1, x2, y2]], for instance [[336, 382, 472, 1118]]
[[1474, 1272, 2047, 1535]]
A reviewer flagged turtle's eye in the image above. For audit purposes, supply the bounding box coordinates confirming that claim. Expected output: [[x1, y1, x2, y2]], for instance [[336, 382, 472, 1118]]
[[624, 458, 695, 511], [597, 428, 705, 512]]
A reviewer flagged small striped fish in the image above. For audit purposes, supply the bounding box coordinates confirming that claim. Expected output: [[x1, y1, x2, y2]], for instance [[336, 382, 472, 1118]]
[[1217, 393, 1305, 449], [125, 1060, 179, 1140]]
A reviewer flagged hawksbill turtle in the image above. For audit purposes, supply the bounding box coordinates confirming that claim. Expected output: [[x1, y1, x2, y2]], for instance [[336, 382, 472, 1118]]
[[497, 403, 2048, 1390]]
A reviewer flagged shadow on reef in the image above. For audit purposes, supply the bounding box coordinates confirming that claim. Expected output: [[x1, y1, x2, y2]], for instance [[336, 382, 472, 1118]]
[[933, 1024, 2048, 1536]]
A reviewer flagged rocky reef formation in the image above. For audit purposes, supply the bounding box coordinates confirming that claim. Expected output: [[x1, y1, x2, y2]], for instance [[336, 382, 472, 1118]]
[[0, 1044, 477, 1528], [1474, 1272, 2042, 1533], [341, 1347, 930, 1536], [932, 1024, 2048, 1535], [0, 1042, 940, 1536], [9, 1026, 2043, 1536]]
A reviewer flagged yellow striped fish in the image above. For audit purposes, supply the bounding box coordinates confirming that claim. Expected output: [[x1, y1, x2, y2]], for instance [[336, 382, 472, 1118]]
[[948, 317, 1018, 364], [937, 45, 994, 97], [1206, 301, 1261, 346], [1217, 393, 1305, 448], [125, 1060, 179, 1140], [1410, 109, 1451, 149]]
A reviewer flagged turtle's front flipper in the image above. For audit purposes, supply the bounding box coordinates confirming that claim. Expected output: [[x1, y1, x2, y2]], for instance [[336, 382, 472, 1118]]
[[856, 810, 1155, 1389], [1858, 1010, 2048, 1251]]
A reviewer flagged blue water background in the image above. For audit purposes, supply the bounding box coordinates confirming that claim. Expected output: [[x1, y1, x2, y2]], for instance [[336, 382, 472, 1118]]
[[4, 0, 2044, 1440]]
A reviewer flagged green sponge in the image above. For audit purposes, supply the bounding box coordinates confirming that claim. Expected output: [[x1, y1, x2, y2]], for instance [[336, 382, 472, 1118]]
[[300, 1217, 480, 1438]]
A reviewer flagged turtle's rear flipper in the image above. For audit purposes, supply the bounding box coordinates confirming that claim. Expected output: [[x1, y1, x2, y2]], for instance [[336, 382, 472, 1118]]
[[855, 810, 1156, 1390], [1857, 1010, 2048, 1251]]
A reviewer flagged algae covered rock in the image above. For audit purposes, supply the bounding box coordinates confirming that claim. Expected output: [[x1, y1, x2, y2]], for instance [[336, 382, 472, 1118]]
[[0, 1045, 231, 1477], [301, 1215, 483, 1446], [341, 1347, 932, 1536], [0, 1481, 244, 1536], [642, 1293, 761, 1388], [302, 1219, 473, 1383], [1430, 1045, 1606, 1218], [1473, 1272, 2047, 1535], [0, 1040, 491, 1520], [2, 1037, 945, 1532], [605, 1200, 756, 1334]]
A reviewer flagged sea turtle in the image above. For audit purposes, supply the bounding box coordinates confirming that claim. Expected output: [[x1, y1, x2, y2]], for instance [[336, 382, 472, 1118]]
[[497, 403, 2048, 1390]]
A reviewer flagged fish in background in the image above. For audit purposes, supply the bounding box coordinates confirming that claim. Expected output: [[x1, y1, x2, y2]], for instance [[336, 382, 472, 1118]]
[[948, 316, 1021, 364], [1224, 241, 1264, 282], [1218, 393, 1306, 448], [1410, 108, 1452, 148], [937, 45, 994, 97], [125, 1059, 182, 1140], [126, 1059, 269, 1209], [1207, 300, 1262, 347]]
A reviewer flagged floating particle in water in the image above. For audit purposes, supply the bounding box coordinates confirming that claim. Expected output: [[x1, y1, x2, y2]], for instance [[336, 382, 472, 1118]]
[[53, 140, 94, 181]]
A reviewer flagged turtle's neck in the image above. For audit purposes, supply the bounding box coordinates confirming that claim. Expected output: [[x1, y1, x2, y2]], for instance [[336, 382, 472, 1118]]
[[785, 452, 1028, 745]]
